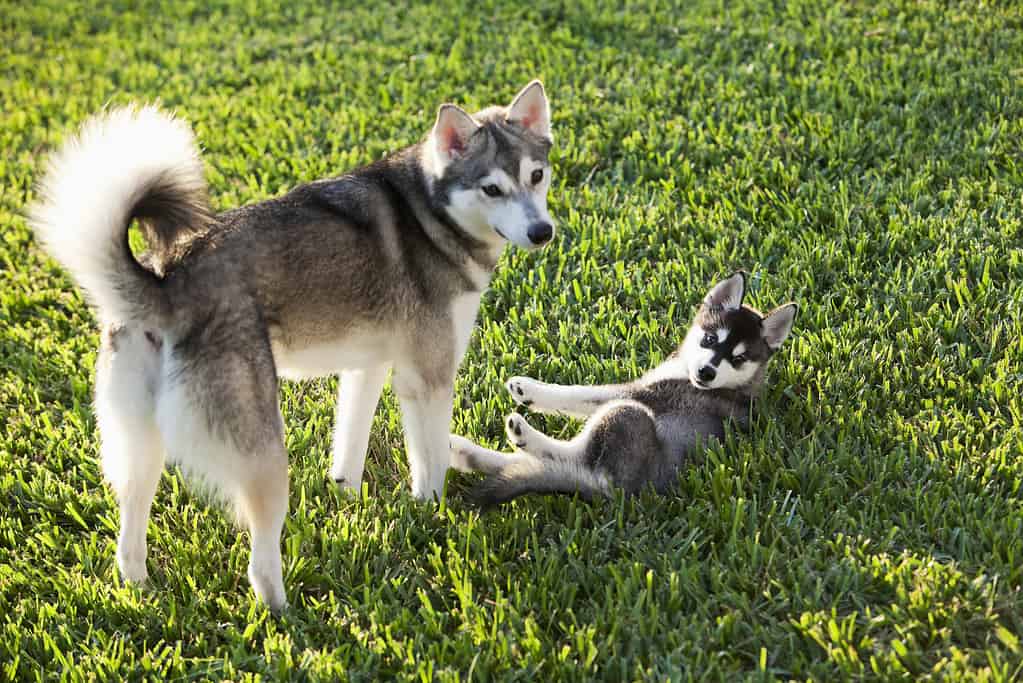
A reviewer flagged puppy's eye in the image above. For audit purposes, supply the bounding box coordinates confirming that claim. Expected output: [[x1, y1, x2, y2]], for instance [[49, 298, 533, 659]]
[[732, 354, 747, 365], [531, 168, 544, 185], [482, 184, 503, 197], [701, 333, 717, 348]]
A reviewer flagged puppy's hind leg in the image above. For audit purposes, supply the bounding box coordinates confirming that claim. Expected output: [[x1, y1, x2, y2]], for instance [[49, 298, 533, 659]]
[[504, 412, 582, 461], [578, 400, 662, 494], [504, 400, 662, 484], [95, 325, 165, 585], [449, 434, 532, 475]]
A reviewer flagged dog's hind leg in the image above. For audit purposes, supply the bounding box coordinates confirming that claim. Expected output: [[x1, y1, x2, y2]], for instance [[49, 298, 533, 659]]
[[157, 319, 289, 611], [329, 363, 390, 492], [95, 325, 165, 584], [236, 451, 288, 612]]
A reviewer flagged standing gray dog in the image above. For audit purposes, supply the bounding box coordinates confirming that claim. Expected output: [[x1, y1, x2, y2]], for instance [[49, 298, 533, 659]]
[[30, 81, 555, 610], [451, 273, 796, 506]]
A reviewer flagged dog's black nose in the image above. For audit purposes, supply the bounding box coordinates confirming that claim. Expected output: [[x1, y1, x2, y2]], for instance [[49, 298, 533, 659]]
[[527, 222, 553, 245], [697, 366, 716, 383]]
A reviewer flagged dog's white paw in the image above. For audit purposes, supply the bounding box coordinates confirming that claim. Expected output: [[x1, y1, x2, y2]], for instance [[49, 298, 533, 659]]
[[329, 461, 363, 495], [506, 376, 545, 407], [249, 558, 287, 614], [116, 547, 149, 585]]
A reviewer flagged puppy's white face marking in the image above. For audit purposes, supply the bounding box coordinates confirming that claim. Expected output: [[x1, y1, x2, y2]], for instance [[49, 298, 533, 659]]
[[683, 325, 715, 386], [683, 325, 762, 391], [705, 356, 760, 390]]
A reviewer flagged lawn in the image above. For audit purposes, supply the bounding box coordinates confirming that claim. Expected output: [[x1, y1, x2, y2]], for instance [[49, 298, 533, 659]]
[[2, 0, 1022, 680]]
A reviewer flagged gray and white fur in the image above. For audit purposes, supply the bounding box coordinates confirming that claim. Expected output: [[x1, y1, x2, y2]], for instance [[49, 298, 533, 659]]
[[29, 81, 555, 610], [450, 273, 797, 506]]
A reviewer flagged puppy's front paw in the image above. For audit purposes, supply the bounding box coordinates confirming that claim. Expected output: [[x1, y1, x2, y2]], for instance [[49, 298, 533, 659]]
[[506, 376, 544, 407]]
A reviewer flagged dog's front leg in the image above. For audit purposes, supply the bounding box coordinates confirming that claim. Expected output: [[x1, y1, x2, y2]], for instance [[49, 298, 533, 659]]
[[394, 378, 455, 501], [330, 364, 390, 492]]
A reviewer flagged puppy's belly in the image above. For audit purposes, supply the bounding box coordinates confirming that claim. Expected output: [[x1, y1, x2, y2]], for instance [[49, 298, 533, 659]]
[[271, 332, 394, 380]]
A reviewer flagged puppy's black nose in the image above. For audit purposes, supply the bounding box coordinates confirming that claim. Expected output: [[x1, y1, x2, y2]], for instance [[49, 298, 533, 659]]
[[697, 366, 716, 382], [527, 222, 553, 245]]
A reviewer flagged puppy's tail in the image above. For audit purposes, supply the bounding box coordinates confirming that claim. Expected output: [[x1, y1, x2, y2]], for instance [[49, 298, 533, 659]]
[[469, 458, 612, 507], [29, 105, 210, 324]]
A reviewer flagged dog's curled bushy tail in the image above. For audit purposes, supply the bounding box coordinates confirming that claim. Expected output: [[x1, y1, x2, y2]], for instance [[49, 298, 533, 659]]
[[470, 458, 612, 508], [29, 105, 210, 324]]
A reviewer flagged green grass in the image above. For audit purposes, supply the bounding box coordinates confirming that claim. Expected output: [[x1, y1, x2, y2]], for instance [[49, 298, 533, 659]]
[[2, 0, 1023, 679]]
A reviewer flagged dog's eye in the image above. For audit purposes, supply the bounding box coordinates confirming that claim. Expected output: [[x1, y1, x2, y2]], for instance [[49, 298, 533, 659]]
[[531, 169, 544, 185], [701, 333, 717, 348], [732, 354, 747, 365], [482, 184, 503, 197]]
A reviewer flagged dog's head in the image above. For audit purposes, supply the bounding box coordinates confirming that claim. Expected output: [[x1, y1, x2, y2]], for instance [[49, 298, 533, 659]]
[[680, 272, 797, 392], [423, 80, 555, 250]]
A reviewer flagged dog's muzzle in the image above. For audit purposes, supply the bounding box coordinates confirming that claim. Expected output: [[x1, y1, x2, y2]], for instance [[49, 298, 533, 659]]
[[527, 221, 554, 245]]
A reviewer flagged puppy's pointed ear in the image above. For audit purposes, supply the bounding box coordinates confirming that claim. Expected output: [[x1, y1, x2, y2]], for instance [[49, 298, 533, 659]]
[[704, 271, 746, 311], [762, 303, 798, 350], [507, 80, 551, 140], [427, 104, 480, 172]]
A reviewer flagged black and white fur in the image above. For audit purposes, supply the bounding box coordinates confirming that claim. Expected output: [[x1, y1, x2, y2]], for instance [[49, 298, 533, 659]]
[[29, 81, 554, 611], [450, 273, 797, 506]]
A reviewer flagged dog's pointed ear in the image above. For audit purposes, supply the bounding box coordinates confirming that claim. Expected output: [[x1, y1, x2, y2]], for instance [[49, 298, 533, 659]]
[[428, 104, 480, 170], [507, 80, 551, 140], [704, 271, 746, 311], [762, 303, 798, 350]]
